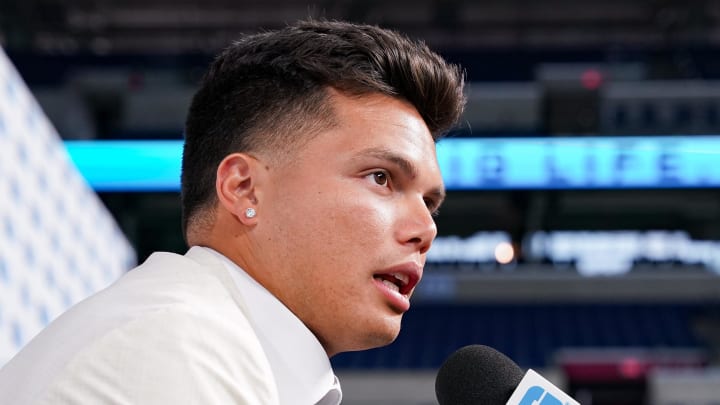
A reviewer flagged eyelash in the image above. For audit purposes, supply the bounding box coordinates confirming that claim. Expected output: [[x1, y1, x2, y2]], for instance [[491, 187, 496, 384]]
[[425, 199, 441, 217]]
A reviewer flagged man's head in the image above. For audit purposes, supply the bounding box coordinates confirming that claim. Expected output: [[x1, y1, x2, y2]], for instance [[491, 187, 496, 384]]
[[182, 20, 464, 235], [181, 19, 465, 355]]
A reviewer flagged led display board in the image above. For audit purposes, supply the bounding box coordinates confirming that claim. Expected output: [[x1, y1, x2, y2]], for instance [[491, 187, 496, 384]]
[[65, 136, 720, 191]]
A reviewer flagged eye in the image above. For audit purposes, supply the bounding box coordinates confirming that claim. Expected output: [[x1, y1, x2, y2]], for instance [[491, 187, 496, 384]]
[[370, 171, 389, 187]]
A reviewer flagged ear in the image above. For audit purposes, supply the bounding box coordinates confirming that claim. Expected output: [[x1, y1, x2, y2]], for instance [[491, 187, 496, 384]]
[[215, 153, 262, 225]]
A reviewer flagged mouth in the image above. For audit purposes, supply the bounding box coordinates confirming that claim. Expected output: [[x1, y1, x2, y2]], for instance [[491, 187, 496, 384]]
[[372, 264, 421, 296]]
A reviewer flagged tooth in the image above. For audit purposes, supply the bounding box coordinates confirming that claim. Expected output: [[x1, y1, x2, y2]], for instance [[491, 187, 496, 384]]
[[392, 272, 409, 285], [382, 279, 400, 292]]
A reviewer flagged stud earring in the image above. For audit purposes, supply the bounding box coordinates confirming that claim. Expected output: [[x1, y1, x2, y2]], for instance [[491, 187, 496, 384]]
[[245, 208, 256, 218]]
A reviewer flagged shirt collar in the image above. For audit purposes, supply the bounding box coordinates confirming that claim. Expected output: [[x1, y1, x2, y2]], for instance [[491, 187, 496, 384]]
[[198, 247, 342, 405]]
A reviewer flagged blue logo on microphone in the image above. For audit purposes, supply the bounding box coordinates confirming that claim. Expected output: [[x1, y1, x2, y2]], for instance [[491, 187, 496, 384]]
[[518, 386, 563, 405]]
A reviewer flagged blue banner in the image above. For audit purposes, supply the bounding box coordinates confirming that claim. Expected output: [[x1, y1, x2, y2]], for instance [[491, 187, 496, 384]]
[[65, 136, 720, 191], [65, 140, 182, 191], [437, 136, 720, 189]]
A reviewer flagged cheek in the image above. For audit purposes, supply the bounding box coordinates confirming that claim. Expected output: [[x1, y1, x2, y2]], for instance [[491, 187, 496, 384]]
[[326, 192, 394, 249], [265, 177, 397, 267], [294, 191, 395, 268]]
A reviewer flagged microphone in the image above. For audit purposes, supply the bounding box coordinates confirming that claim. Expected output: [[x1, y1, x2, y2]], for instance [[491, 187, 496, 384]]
[[435, 345, 580, 405]]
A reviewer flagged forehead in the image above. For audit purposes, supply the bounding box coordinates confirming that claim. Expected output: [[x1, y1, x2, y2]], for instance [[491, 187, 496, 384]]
[[323, 91, 440, 166], [263, 89, 445, 195], [263, 90, 446, 206]]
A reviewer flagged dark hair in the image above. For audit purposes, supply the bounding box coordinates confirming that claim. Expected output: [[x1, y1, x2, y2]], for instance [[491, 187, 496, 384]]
[[182, 19, 465, 235]]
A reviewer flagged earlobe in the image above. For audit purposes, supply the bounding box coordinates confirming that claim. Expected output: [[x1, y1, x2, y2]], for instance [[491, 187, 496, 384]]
[[215, 153, 260, 224]]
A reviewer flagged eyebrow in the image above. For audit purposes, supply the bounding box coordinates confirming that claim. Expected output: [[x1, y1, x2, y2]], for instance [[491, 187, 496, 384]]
[[355, 147, 447, 208]]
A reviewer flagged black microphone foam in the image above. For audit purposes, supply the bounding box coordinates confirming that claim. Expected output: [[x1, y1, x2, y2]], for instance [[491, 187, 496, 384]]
[[435, 345, 525, 405]]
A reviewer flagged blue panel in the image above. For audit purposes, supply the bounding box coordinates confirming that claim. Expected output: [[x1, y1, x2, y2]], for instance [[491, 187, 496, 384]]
[[65, 136, 720, 191], [64, 140, 182, 191], [436, 136, 720, 190]]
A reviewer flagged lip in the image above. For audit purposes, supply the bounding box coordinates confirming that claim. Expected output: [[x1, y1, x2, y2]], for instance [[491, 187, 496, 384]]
[[372, 262, 423, 312]]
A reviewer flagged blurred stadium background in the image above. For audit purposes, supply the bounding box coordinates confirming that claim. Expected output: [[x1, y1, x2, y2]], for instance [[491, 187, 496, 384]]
[[3, 1, 720, 403]]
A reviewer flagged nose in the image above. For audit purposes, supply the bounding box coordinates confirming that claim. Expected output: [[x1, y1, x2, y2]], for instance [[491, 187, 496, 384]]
[[396, 196, 438, 255]]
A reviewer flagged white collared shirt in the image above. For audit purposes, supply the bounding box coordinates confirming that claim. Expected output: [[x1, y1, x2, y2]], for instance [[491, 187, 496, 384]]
[[201, 247, 342, 405]]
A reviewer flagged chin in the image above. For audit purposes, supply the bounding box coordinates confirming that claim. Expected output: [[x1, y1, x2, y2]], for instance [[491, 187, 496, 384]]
[[327, 312, 405, 355], [359, 316, 403, 350]]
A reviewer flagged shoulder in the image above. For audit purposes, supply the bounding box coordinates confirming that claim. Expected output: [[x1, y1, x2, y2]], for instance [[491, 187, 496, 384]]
[[1, 250, 280, 405], [41, 304, 278, 404]]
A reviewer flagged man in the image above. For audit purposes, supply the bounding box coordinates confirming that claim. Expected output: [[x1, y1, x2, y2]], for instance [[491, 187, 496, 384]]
[[0, 19, 465, 404]]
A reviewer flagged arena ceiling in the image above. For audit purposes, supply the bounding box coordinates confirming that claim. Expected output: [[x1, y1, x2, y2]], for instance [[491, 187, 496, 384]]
[[1, 0, 717, 53]]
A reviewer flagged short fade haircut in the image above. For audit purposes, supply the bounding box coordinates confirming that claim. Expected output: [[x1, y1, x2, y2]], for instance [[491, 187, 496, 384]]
[[182, 19, 465, 236]]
